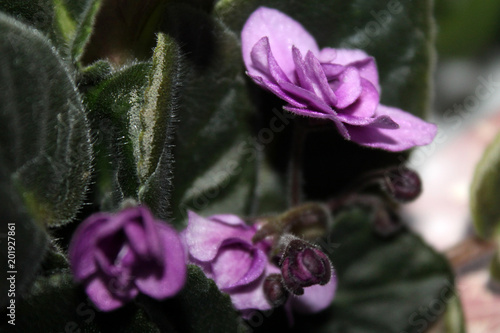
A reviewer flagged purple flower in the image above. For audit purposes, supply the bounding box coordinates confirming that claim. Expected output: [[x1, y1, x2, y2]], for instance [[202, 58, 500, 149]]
[[241, 7, 437, 152], [69, 206, 186, 311], [182, 211, 336, 317]]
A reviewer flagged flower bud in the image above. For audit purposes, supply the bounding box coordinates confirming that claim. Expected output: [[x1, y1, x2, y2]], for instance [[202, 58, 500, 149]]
[[263, 274, 289, 307], [279, 238, 332, 295], [383, 167, 421, 202]]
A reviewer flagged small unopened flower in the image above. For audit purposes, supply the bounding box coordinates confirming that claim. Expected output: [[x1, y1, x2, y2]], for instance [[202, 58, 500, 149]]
[[280, 238, 332, 295], [183, 211, 336, 317], [69, 206, 186, 311], [382, 167, 422, 202], [241, 7, 437, 152]]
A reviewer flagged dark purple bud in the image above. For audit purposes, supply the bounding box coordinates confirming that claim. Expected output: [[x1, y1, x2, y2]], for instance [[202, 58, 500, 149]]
[[383, 167, 421, 202], [279, 238, 332, 295], [263, 274, 289, 307]]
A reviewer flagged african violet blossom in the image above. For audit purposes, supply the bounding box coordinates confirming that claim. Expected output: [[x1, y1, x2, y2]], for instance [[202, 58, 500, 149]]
[[183, 211, 336, 317], [69, 206, 186, 311], [241, 7, 437, 152]]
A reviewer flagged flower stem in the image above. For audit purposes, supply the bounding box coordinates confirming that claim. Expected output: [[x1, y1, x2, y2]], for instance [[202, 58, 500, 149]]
[[289, 122, 306, 207]]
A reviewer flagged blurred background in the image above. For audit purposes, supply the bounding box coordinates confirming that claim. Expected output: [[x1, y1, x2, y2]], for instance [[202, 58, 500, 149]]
[[404, 0, 500, 331]]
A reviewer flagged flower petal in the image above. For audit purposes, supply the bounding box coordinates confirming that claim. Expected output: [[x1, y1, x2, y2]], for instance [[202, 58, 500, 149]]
[[212, 240, 267, 290], [229, 263, 281, 315], [304, 51, 337, 106], [250, 37, 291, 83], [337, 114, 399, 128], [184, 211, 255, 262], [291, 271, 337, 314], [242, 7, 319, 80], [346, 105, 438, 151], [135, 222, 187, 299], [69, 213, 110, 281], [247, 73, 307, 108], [339, 78, 380, 118], [85, 275, 137, 311], [332, 66, 362, 109], [123, 207, 162, 261], [320, 48, 379, 89], [279, 80, 333, 114]]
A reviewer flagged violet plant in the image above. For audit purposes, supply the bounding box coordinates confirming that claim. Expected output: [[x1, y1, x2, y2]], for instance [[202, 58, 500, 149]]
[[0, 1, 465, 332]]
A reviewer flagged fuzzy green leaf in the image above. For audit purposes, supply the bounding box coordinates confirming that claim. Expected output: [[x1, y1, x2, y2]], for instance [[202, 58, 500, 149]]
[[0, 14, 93, 226], [133, 33, 181, 219], [84, 62, 151, 209], [70, 0, 102, 62], [471, 132, 500, 238]]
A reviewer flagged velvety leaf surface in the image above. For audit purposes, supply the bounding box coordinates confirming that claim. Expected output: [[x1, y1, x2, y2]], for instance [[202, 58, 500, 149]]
[[470, 132, 500, 238], [251, 207, 458, 333], [0, 0, 55, 38], [84, 62, 151, 209], [141, 265, 243, 333], [70, 0, 102, 62], [0, 14, 92, 226], [470, 131, 500, 283], [161, 5, 258, 223], [135, 33, 180, 220]]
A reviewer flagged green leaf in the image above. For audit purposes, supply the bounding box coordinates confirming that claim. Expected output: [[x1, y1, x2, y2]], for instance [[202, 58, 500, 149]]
[[471, 132, 500, 238], [0, 13, 93, 227], [84, 62, 151, 209], [70, 0, 102, 63], [52, 0, 77, 42], [0, 0, 55, 38], [134, 33, 181, 219], [253, 207, 460, 333], [161, 6, 258, 223], [436, 0, 500, 57], [140, 265, 243, 333]]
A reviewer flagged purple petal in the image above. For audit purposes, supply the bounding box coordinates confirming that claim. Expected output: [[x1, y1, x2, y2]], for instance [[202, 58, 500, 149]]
[[247, 73, 308, 108], [242, 7, 319, 80], [69, 213, 110, 281], [346, 105, 438, 151], [304, 51, 337, 106], [184, 211, 255, 262], [292, 46, 314, 92], [320, 48, 379, 89], [337, 114, 398, 128], [279, 80, 333, 114], [250, 37, 291, 83], [228, 263, 281, 315], [291, 272, 337, 314], [332, 67, 362, 109], [211, 240, 267, 290], [123, 207, 162, 261], [85, 275, 137, 311], [135, 222, 186, 299], [338, 78, 380, 118]]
